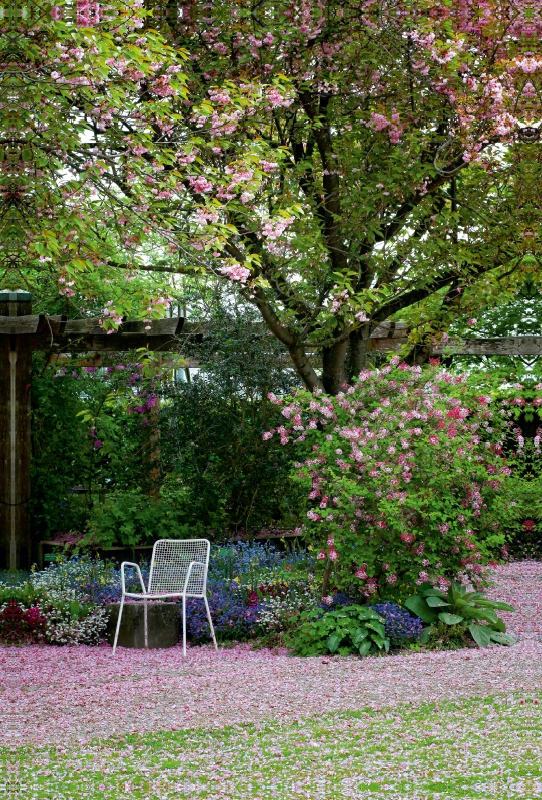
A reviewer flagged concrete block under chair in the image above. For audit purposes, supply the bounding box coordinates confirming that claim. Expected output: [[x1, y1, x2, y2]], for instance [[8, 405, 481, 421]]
[[106, 602, 180, 649]]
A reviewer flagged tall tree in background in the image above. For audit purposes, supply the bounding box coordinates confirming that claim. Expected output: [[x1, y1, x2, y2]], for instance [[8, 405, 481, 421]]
[[2, 1, 540, 392]]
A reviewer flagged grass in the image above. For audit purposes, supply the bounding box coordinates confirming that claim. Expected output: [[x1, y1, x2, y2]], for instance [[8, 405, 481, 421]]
[[2, 693, 539, 799]]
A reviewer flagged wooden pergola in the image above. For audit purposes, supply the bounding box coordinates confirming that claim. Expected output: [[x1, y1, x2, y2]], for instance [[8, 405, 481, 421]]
[[1, 292, 538, 569], [0, 291, 188, 570]]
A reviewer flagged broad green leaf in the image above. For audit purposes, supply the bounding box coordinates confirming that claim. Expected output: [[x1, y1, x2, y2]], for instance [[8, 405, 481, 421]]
[[327, 633, 341, 653], [420, 627, 432, 645], [489, 632, 515, 646], [438, 612, 464, 626], [353, 627, 368, 644], [366, 621, 386, 638], [460, 607, 498, 624], [475, 600, 515, 613], [468, 624, 492, 648], [405, 596, 438, 624], [425, 596, 450, 608], [421, 588, 448, 599], [358, 640, 372, 656]]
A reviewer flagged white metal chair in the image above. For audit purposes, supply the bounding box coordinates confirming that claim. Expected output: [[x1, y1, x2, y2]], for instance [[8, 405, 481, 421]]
[[112, 538, 218, 656]]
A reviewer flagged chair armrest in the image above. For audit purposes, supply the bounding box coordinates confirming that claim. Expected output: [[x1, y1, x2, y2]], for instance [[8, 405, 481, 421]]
[[120, 561, 146, 596], [182, 561, 206, 594]]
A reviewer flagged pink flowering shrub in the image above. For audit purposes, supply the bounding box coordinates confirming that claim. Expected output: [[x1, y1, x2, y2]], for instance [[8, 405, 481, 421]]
[[266, 362, 511, 595]]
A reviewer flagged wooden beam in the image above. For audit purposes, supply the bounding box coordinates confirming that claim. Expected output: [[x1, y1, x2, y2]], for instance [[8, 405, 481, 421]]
[[0, 315, 185, 338], [30, 333, 184, 352], [432, 337, 542, 356]]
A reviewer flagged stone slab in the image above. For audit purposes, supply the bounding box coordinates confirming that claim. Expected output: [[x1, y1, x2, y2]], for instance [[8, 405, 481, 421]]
[[106, 602, 180, 649]]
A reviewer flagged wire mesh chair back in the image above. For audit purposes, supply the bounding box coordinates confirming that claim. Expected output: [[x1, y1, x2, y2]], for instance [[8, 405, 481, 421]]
[[148, 539, 210, 597]]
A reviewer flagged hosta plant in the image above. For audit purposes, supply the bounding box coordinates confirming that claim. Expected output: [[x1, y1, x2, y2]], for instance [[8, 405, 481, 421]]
[[405, 583, 515, 648], [288, 606, 390, 657]]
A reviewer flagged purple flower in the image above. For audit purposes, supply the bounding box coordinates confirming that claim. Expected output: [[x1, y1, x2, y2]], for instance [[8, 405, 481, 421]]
[[93, 440, 103, 449]]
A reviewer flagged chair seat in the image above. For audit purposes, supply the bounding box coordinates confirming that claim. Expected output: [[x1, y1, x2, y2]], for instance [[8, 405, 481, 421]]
[[124, 591, 206, 600]]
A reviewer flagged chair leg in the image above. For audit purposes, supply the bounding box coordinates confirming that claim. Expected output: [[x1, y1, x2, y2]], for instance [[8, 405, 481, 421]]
[[112, 596, 125, 655], [144, 598, 148, 649], [204, 595, 218, 651], [182, 595, 187, 657]]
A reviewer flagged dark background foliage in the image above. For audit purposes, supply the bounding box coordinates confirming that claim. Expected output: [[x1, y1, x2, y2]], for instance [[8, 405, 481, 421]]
[[29, 301, 306, 547]]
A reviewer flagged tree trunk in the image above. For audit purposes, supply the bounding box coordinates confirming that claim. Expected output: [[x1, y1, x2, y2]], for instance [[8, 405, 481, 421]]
[[321, 339, 349, 395], [287, 345, 324, 392], [347, 326, 371, 382]]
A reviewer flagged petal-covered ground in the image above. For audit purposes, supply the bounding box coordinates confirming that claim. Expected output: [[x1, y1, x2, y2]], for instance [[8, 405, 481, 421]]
[[7, 696, 542, 799], [1, 561, 541, 748]]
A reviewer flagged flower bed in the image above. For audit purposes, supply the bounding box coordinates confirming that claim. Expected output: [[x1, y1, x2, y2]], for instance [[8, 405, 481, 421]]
[[0, 539, 517, 655]]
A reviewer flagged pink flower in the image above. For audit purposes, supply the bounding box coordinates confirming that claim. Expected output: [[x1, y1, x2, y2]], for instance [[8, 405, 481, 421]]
[[369, 112, 390, 131], [429, 434, 439, 445], [328, 549, 338, 562], [317, 550, 326, 560], [188, 175, 214, 193], [220, 265, 251, 283]]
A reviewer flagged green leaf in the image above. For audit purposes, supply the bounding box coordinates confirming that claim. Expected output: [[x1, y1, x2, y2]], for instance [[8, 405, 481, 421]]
[[420, 626, 432, 645], [355, 607, 380, 620], [425, 596, 450, 608], [370, 633, 386, 649], [438, 612, 464, 625], [353, 627, 368, 644], [474, 600, 515, 613], [405, 595, 438, 624], [490, 618, 506, 633], [468, 623, 492, 648], [421, 588, 448, 599], [489, 632, 515, 646], [358, 640, 372, 656], [461, 607, 498, 624], [327, 633, 341, 653], [365, 620, 386, 638]]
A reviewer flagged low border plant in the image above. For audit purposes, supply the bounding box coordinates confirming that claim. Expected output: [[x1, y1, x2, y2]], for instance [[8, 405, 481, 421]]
[[405, 581, 515, 648]]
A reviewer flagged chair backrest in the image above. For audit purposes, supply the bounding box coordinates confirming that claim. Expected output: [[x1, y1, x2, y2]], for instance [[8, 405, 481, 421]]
[[148, 539, 210, 596]]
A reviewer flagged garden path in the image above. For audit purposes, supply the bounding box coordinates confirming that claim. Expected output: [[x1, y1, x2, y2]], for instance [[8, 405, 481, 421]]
[[2, 561, 540, 747]]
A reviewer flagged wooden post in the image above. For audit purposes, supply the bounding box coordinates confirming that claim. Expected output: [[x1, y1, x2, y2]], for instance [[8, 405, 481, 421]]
[[0, 291, 33, 570], [142, 393, 161, 498]]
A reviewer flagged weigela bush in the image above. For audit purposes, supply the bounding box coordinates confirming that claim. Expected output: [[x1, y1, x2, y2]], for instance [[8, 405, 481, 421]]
[[266, 361, 513, 595]]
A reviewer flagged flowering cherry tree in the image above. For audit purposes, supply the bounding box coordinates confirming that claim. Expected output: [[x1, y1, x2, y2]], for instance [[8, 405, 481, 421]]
[[265, 360, 518, 594], [141, 0, 537, 392], [2, 1, 539, 388]]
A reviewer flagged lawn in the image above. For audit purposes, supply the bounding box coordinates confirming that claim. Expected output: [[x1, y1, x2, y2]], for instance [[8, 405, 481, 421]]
[[5, 694, 539, 799]]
